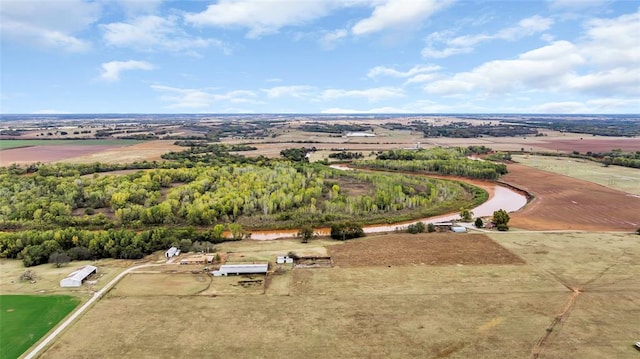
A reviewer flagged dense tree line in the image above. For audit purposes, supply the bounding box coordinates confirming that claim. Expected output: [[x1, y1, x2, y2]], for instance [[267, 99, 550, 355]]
[[328, 151, 364, 160], [280, 147, 316, 162], [298, 123, 373, 134], [0, 227, 240, 267], [355, 147, 508, 180]]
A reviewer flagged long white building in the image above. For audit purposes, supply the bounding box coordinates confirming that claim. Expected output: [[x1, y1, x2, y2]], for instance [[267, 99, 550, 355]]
[[60, 265, 97, 287]]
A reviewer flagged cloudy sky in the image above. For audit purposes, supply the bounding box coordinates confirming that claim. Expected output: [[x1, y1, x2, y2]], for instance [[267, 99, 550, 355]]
[[1, 0, 638, 114]]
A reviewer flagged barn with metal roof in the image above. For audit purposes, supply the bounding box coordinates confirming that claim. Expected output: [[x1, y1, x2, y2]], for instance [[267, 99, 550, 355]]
[[60, 265, 97, 287], [212, 263, 268, 276]]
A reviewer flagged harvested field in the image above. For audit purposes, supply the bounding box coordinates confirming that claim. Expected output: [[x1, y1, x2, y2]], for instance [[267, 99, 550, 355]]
[[329, 233, 524, 267], [512, 155, 640, 195], [60, 140, 181, 164], [536, 138, 640, 153], [0, 145, 122, 165], [37, 232, 640, 359], [503, 163, 640, 231]]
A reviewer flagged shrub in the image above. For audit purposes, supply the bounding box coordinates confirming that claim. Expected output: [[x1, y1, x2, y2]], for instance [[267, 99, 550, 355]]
[[330, 222, 365, 240], [427, 223, 436, 233], [474, 218, 484, 228], [406, 221, 425, 234], [496, 224, 509, 231]]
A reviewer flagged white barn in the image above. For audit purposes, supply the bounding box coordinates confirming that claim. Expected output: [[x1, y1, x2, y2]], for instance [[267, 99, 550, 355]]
[[60, 265, 97, 287], [212, 263, 268, 276]]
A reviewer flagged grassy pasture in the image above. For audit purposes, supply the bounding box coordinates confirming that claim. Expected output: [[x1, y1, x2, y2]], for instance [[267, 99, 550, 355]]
[[0, 295, 80, 359], [37, 232, 640, 359], [512, 154, 640, 195], [0, 139, 144, 150]]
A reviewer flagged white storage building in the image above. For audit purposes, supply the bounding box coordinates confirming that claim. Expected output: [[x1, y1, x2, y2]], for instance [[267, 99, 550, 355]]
[[212, 263, 268, 276], [60, 265, 97, 287]]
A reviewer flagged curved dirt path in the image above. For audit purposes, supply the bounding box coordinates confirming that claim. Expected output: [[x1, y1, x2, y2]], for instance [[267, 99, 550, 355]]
[[23, 263, 159, 359]]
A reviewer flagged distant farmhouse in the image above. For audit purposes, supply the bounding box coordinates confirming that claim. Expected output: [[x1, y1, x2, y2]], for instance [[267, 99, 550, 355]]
[[60, 265, 97, 287]]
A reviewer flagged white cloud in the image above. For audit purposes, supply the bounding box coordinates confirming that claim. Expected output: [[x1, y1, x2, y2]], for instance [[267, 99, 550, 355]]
[[580, 11, 640, 69], [321, 106, 410, 114], [0, 0, 99, 51], [425, 41, 585, 95], [549, 0, 608, 9], [320, 29, 348, 49], [101, 60, 155, 82], [352, 0, 452, 35], [262, 86, 315, 99], [184, 0, 334, 38], [367, 64, 440, 78], [422, 15, 554, 58], [102, 15, 229, 54], [111, 0, 163, 16], [321, 86, 404, 102], [151, 85, 263, 108]]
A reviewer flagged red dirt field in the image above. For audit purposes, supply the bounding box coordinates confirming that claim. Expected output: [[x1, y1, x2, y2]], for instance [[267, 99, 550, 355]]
[[502, 163, 640, 231], [329, 233, 524, 267], [0, 145, 121, 165], [536, 138, 640, 153]]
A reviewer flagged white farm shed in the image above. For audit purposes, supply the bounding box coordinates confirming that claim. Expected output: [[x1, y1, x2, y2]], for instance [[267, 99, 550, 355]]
[[60, 265, 97, 287], [165, 247, 178, 258], [212, 263, 268, 276], [276, 256, 294, 264], [451, 226, 467, 233]]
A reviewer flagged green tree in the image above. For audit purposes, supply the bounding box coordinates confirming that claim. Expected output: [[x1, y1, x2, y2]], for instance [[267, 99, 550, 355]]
[[493, 209, 510, 231], [228, 223, 245, 240], [49, 251, 71, 268], [297, 225, 316, 243], [330, 222, 364, 240], [460, 208, 474, 222], [427, 223, 436, 233], [474, 218, 484, 228]]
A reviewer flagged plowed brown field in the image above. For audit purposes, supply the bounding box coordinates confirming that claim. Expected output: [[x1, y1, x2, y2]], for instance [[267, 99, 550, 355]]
[[329, 233, 524, 266], [503, 163, 640, 231]]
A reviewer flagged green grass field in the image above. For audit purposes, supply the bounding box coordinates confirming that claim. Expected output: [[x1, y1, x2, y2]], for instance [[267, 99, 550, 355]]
[[0, 139, 145, 150], [0, 295, 80, 359]]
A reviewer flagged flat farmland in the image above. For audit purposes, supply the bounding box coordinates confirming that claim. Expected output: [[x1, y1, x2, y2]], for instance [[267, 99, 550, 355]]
[[512, 155, 640, 195], [502, 163, 640, 231], [329, 233, 524, 267], [37, 232, 640, 359], [0, 295, 80, 359]]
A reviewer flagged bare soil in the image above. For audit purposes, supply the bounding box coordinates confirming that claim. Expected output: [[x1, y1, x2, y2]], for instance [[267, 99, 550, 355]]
[[329, 233, 525, 267], [503, 163, 640, 231], [0, 145, 121, 165]]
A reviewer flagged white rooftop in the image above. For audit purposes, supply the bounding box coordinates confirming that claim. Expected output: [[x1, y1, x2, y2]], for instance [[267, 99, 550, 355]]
[[65, 265, 97, 281]]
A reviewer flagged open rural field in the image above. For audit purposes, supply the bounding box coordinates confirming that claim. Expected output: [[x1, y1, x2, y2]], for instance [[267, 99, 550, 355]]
[[0, 295, 80, 359], [512, 155, 640, 195], [502, 163, 640, 231], [0, 258, 136, 296], [38, 231, 640, 359]]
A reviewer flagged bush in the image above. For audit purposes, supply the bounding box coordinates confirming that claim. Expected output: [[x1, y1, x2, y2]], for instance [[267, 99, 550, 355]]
[[330, 222, 365, 240], [427, 223, 436, 233], [496, 224, 509, 231], [474, 218, 484, 228], [406, 221, 425, 234]]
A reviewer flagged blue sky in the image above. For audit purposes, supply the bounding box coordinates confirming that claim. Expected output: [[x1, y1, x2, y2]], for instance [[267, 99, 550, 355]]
[[1, 0, 638, 114]]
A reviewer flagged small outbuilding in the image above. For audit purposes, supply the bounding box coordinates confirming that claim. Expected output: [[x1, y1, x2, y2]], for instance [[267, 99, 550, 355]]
[[212, 263, 269, 276], [451, 226, 467, 233], [165, 247, 178, 258], [60, 265, 97, 288], [276, 256, 294, 264]]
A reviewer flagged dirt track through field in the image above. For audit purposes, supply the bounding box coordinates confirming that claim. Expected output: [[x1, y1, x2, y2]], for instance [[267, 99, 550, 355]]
[[502, 163, 640, 231]]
